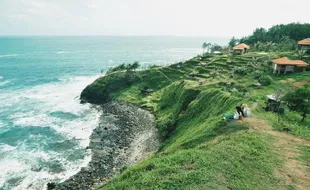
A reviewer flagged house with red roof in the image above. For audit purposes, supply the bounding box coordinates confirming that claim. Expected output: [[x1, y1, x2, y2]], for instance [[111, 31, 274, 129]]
[[298, 38, 310, 48], [298, 38, 310, 53], [272, 57, 308, 74], [233, 43, 250, 54]]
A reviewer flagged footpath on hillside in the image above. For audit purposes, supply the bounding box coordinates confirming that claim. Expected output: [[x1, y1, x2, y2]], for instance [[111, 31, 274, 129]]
[[233, 106, 310, 190]]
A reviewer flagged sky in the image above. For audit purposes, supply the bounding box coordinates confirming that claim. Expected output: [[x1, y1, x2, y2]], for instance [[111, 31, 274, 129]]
[[0, 0, 309, 37]]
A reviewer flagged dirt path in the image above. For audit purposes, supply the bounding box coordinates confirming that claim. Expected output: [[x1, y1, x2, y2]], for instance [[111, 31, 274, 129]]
[[240, 117, 310, 190]]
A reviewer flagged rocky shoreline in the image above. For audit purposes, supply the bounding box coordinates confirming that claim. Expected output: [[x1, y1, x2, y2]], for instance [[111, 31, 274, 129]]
[[53, 101, 159, 190]]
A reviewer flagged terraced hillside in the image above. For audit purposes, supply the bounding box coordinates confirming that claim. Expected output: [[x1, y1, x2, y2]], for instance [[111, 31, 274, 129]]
[[81, 52, 310, 190]]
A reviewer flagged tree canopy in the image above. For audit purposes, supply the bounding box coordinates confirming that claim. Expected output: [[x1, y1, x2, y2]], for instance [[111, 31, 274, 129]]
[[107, 61, 141, 74], [283, 85, 310, 122], [228, 37, 238, 47], [238, 23, 310, 45]]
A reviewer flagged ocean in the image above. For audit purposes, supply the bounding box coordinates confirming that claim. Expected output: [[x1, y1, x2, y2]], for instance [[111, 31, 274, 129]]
[[0, 36, 228, 190]]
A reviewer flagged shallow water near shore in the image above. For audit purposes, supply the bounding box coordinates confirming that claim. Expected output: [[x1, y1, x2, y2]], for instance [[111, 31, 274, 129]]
[[0, 36, 228, 190]]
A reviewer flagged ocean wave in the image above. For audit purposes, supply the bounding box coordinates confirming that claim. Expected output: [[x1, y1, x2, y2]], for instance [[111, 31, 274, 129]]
[[0, 75, 100, 189], [0, 54, 19, 58], [0, 146, 92, 190], [0, 80, 11, 87], [0, 144, 16, 152], [56, 51, 90, 54], [0, 76, 3, 80]]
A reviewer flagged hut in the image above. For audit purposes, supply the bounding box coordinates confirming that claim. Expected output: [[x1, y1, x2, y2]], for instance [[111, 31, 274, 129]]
[[272, 57, 308, 74], [298, 38, 310, 49], [233, 43, 250, 54]]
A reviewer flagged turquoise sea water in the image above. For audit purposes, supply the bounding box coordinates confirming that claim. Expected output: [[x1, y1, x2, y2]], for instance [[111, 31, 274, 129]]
[[0, 36, 228, 190]]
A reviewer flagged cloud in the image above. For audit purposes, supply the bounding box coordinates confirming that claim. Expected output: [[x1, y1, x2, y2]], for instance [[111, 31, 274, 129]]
[[0, 0, 309, 36], [7, 14, 32, 22]]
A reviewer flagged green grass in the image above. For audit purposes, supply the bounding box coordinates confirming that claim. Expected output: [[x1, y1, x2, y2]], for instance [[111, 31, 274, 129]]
[[101, 133, 280, 190], [299, 146, 310, 173], [249, 71, 310, 141], [81, 51, 310, 190]]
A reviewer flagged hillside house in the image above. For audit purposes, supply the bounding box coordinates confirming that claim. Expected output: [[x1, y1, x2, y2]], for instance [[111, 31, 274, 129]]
[[233, 43, 250, 54], [298, 38, 310, 53], [272, 57, 308, 74], [298, 38, 310, 49]]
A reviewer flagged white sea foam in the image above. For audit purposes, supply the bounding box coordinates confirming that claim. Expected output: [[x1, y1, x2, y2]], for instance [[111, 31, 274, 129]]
[[0, 159, 30, 188], [0, 75, 100, 189], [0, 80, 11, 87], [0, 76, 3, 79], [56, 51, 90, 54], [0, 144, 16, 152], [0, 54, 19, 58]]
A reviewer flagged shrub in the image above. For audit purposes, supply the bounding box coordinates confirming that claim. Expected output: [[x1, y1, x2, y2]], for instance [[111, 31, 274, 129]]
[[234, 84, 248, 92], [233, 66, 247, 75], [258, 75, 273, 86], [253, 71, 262, 79]]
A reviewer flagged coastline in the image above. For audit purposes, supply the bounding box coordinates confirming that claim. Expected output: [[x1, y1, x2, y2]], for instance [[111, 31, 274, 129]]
[[54, 101, 159, 190]]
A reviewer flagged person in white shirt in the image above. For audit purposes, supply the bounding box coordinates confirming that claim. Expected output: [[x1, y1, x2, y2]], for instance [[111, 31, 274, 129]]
[[242, 104, 251, 117]]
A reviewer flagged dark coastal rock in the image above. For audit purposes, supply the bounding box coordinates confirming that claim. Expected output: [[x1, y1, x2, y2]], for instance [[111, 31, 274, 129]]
[[53, 101, 159, 190]]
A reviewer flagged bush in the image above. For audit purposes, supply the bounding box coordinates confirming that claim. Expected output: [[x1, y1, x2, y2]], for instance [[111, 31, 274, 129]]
[[253, 71, 262, 79], [234, 84, 248, 92], [233, 66, 247, 75], [258, 75, 273, 86]]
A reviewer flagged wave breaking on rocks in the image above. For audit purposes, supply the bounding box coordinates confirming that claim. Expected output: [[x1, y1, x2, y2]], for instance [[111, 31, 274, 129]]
[[53, 101, 159, 190]]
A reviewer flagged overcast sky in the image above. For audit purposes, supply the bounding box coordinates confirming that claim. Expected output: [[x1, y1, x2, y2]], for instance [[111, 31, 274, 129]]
[[0, 0, 309, 37]]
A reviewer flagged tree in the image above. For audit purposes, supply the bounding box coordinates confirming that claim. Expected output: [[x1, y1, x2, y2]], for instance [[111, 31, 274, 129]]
[[202, 42, 211, 53], [283, 86, 310, 122], [296, 47, 308, 60], [131, 61, 140, 71], [210, 44, 221, 53], [233, 23, 310, 45], [202, 42, 207, 53], [228, 37, 238, 47]]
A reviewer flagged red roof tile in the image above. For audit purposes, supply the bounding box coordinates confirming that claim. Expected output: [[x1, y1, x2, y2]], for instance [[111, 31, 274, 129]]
[[298, 38, 310, 45], [233, 43, 250, 50], [272, 57, 308, 67]]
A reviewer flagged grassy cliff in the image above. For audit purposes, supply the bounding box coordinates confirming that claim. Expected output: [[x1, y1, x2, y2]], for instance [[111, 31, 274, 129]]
[[81, 52, 310, 190]]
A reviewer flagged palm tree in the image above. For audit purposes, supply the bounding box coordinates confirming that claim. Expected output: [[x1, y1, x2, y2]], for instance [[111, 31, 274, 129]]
[[296, 48, 308, 60], [131, 61, 140, 71], [202, 42, 211, 54], [254, 41, 262, 51], [202, 42, 207, 53], [280, 36, 291, 43], [265, 41, 276, 52]]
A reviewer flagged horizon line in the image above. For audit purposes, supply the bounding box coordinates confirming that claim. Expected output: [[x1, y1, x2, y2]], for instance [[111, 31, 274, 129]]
[[0, 34, 233, 38]]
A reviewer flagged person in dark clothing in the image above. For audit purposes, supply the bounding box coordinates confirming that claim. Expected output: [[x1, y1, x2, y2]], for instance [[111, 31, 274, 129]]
[[224, 106, 244, 121], [236, 106, 245, 118], [236, 106, 245, 116]]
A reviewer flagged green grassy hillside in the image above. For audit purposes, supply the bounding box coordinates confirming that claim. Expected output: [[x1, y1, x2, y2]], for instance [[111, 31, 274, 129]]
[[81, 52, 310, 190]]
